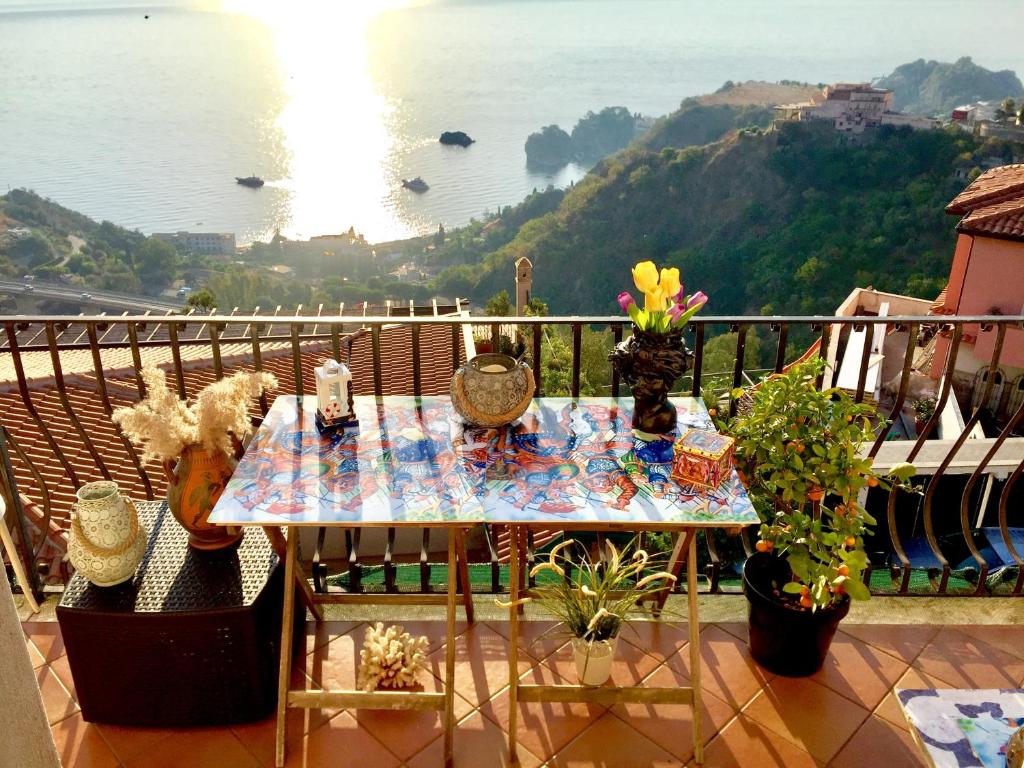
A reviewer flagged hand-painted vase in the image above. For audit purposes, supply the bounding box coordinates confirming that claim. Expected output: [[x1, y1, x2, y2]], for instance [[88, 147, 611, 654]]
[[609, 326, 690, 436], [67, 481, 148, 587], [450, 353, 535, 427], [164, 445, 242, 551]]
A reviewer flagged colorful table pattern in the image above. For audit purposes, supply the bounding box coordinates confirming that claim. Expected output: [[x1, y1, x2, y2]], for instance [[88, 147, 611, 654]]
[[210, 395, 758, 527], [899, 689, 1024, 767]]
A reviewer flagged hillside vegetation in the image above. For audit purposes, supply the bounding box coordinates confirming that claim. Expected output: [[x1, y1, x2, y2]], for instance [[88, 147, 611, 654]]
[[876, 57, 1024, 115], [442, 121, 1021, 317]]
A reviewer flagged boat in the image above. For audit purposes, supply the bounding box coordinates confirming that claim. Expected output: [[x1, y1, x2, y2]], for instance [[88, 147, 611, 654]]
[[236, 176, 265, 188], [402, 177, 429, 193]]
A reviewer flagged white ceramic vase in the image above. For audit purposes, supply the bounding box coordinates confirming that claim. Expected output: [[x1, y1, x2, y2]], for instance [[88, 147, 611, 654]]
[[571, 636, 618, 686], [67, 481, 148, 587]]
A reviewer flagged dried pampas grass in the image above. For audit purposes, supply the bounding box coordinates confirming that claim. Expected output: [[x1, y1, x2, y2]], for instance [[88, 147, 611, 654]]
[[356, 622, 429, 692], [112, 365, 276, 462]]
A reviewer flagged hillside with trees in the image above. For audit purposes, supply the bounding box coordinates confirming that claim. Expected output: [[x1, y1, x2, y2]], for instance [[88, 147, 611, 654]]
[[440, 121, 1022, 318], [875, 57, 1024, 115]]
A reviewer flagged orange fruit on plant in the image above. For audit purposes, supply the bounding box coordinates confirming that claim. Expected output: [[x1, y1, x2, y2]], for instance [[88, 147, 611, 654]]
[[837, 564, 850, 577], [799, 595, 813, 609], [867, 477, 879, 487], [845, 536, 857, 548], [755, 540, 771, 553], [808, 487, 825, 502]]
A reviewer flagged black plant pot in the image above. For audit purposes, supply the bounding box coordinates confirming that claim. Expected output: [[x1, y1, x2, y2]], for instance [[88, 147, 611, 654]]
[[742, 551, 850, 677], [608, 326, 690, 434]]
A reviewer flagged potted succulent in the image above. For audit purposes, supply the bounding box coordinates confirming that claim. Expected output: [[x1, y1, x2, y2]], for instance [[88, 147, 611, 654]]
[[716, 358, 916, 676], [609, 261, 707, 435], [501, 537, 677, 685], [912, 396, 937, 434], [113, 365, 276, 550]]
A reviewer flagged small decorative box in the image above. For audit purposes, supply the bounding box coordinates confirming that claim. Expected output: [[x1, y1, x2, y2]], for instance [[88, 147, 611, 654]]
[[672, 428, 735, 490]]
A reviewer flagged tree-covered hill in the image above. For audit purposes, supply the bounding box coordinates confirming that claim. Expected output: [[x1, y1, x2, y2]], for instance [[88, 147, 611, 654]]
[[442, 121, 1022, 317], [875, 57, 1024, 115]]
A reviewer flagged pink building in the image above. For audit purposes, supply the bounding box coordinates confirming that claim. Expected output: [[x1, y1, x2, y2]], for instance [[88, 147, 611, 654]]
[[932, 164, 1024, 415]]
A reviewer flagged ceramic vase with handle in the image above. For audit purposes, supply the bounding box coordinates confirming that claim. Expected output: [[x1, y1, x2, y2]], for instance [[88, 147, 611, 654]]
[[164, 444, 242, 551], [67, 480, 148, 587], [450, 353, 535, 427]]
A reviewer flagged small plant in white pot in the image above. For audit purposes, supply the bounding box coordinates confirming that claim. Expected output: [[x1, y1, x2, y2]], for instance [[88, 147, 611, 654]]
[[502, 537, 677, 686]]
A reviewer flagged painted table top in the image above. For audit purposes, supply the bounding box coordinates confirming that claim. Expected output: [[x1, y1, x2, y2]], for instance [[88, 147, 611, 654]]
[[209, 396, 759, 528], [898, 688, 1024, 767]]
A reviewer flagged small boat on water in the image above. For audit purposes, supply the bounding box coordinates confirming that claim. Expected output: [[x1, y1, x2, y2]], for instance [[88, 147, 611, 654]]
[[236, 175, 265, 188], [402, 176, 429, 193]]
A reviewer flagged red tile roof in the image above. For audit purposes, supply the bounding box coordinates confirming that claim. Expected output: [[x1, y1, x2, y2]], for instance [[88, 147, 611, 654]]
[[959, 200, 1024, 240], [946, 164, 1024, 215]]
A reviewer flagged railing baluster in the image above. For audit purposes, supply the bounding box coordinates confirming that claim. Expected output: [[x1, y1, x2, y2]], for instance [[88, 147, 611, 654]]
[[729, 323, 747, 417], [853, 320, 875, 404], [125, 321, 147, 398], [412, 323, 422, 397], [772, 322, 788, 374], [45, 323, 112, 481], [450, 322, 460, 374], [532, 321, 542, 396], [689, 322, 705, 397], [814, 322, 830, 389], [997, 456, 1024, 595], [87, 323, 154, 499], [290, 323, 304, 398], [384, 527, 397, 591], [371, 325, 383, 397], [490, 322, 500, 353], [0, 426, 42, 601], [250, 321, 269, 416], [208, 321, 224, 379], [611, 324, 623, 397], [571, 322, 582, 399], [167, 321, 187, 399], [3, 322, 80, 487], [331, 323, 342, 363]]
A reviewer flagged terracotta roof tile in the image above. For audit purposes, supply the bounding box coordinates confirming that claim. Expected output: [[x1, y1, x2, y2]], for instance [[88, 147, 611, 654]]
[[947, 164, 1024, 215], [957, 199, 1024, 240]]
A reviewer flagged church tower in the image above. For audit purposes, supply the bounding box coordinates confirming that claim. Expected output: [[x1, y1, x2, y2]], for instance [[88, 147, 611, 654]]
[[514, 257, 533, 316]]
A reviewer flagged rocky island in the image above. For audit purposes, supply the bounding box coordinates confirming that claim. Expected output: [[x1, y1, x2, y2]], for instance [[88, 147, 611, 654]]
[[439, 131, 474, 147]]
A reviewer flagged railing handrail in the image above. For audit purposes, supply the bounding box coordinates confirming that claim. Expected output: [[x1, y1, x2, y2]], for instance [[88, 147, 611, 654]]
[[1, 313, 1021, 326]]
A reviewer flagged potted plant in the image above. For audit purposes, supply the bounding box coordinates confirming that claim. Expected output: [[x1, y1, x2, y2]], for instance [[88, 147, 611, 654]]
[[912, 396, 937, 434], [609, 261, 707, 435], [716, 358, 916, 676], [501, 537, 677, 685], [113, 365, 276, 550]]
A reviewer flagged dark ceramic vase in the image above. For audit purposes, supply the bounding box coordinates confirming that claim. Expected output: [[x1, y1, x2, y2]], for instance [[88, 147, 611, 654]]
[[608, 326, 690, 435]]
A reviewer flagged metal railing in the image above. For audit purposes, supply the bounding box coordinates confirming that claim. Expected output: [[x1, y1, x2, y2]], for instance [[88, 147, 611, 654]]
[[1, 312, 1022, 601]]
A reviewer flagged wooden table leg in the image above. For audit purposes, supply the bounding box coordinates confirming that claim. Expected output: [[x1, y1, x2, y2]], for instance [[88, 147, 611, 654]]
[[454, 528, 475, 623], [275, 529, 298, 768], [507, 524, 520, 764], [265, 526, 323, 621], [687, 531, 705, 765], [443, 528, 458, 766], [655, 529, 695, 612]]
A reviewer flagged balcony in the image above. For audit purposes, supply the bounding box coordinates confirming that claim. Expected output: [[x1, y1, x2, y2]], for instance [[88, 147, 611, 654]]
[[3, 310, 1024, 768]]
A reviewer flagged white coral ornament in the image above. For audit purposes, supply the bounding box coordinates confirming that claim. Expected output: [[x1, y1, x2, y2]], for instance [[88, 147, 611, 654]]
[[356, 622, 430, 692]]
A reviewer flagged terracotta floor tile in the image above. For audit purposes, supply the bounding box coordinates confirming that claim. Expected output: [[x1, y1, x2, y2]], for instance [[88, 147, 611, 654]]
[[27, 636, 47, 669], [36, 664, 79, 725], [669, 624, 773, 710], [285, 711, 400, 768], [390, 619, 470, 654], [479, 663, 606, 762], [49, 653, 78, 700], [830, 715, 928, 768], [304, 629, 362, 690], [700, 714, 820, 768], [808, 632, 908, 710], [303, 619, 360, 656], [24, 622, 65, 662], [742, 676, 868, 763], [406, 709, 544, 768], [485, 619, 568, 662], [95, 723, 179, 765], [956, 624, 1024, 661], [425, 622, 532, 711], [913, 628, 1024, 689], [354, 706, 451, 763], [838, 624, 938, 664], [547, 711, 681, 768], [50, 711, 120, 768], [539, 635, 663, 689], [608, 662, 737, 764], [232, 708, 342, 768], [714, 622, 749, 642], [124, 728, 260, 768], [873, 666, 957, 732], [619, 620, 691, 663]]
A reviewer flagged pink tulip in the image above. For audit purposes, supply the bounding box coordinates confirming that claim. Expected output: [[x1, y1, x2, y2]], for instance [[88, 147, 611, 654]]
[[686, 291, 708, 310], [675, 282, 685, 301], [667, 303, 684, 323], [617, 291, 636, 312]]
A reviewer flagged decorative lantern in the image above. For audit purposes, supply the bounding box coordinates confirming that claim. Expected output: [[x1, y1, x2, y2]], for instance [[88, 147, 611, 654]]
[[314, 359, 358, 431], [672, 428, 734, 490]]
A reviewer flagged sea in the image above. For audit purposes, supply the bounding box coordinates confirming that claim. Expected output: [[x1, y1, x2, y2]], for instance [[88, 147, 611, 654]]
[[1, 0, 1023, 245]]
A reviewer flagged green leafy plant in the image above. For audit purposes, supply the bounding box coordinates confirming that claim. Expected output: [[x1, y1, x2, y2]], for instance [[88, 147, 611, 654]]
[[912, 396, 937, 423], [498, 537, 677, 641], [715, 358, 917, 611]]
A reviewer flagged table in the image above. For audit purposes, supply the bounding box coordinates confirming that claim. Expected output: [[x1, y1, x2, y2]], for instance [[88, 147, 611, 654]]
[[210, 395, 758, 766], [57, 501, 284, 727], [899, 688, 1024, 767]]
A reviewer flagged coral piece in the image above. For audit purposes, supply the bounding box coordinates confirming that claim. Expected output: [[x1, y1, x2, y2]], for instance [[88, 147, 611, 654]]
[[356, 622, 430, 692]]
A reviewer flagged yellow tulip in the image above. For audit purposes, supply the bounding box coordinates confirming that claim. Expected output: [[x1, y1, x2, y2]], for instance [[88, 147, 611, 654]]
[[644, 288, 666, 312], [659, 267, 681, 300], [631, 261, 659, 294]]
